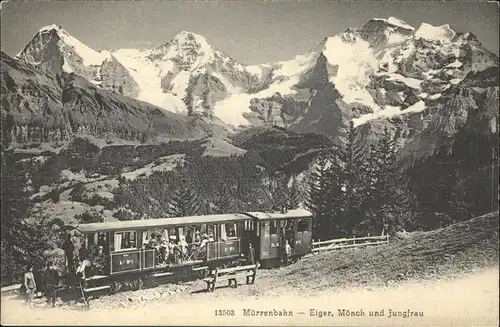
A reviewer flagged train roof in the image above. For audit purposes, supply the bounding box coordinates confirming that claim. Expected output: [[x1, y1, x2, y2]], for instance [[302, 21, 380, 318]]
[[245, 208, 313, 221], [78, 213, 252, 233]]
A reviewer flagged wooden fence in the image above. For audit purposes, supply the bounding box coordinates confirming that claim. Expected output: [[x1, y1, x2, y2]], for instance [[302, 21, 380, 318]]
[[311, 235, 389, 253], [1, 284, 21, 295]]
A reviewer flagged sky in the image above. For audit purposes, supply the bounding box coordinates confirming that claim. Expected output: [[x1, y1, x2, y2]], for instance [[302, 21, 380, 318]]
[[1, 1, 498, 64]]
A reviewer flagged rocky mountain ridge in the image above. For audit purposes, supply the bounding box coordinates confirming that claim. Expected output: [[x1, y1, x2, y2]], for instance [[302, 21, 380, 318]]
[[7, 17, 499, 162], [1, 51, 228, 148]]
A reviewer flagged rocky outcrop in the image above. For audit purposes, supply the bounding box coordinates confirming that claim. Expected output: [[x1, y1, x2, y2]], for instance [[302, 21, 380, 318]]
[[1, 52, 218, 147], [99, 55, 139, 97], [247, 92, 308, 126], [183, 73, 228, 116]]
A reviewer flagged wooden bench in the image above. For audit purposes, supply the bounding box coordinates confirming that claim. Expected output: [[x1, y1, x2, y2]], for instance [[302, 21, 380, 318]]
[[203, 263, 259, 292]]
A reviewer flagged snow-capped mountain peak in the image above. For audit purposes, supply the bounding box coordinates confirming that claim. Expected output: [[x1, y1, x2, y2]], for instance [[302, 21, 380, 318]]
[[173, 30, 212, 48], [415, 22, 456, 43], [20, 24, 109, 67], [372, 17, 415, 31], [17, 23, 109, 82], [39, 24, 62, 33], [14, 17, 498, 135], [148, 30, 217, 72]]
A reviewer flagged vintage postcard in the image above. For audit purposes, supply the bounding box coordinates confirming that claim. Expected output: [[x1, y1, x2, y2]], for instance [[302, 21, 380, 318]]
[[0, 1, 498, 326]]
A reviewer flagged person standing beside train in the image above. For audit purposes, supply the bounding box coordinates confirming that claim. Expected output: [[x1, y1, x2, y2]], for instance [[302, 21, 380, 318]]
[[283, 239, 292, 266], [44, 261, 59, 307], [62, 234, 75, 274], [247, 243, 255, 265]]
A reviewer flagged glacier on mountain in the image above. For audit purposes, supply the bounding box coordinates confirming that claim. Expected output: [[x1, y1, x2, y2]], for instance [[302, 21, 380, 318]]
[[323, 35, 380, 111], [415, 23, 456, 43], [42, 25, 109, 66], [14, 17, 499, 131], [373, 17, 415, 31]]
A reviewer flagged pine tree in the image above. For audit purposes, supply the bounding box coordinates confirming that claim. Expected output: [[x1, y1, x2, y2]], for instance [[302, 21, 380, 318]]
[[287, 178, 302, 209], [338, 121, 367, 237], [325, 151, 345, 238], [213, 183, 235, 214], [272, 175, 290, 211], [445, 167, 474, 222], [1, 155, 55, 285], [368, 126, 414, 234], [306, 155, 331, 240], [166, 179, 201, 217], [306, 153, 344, 240]]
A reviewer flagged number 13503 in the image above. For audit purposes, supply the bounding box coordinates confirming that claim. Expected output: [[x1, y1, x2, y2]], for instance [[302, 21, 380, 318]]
[[215, 309, 235, 316]]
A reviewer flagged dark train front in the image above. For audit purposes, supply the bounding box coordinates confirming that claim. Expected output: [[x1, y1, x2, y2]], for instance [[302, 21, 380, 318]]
[[245, 210, 313, 267], [76, 209, 313, 285]]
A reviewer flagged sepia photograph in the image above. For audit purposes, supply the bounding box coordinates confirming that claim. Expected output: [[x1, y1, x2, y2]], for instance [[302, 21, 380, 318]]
[[0, 1, 498, 326]]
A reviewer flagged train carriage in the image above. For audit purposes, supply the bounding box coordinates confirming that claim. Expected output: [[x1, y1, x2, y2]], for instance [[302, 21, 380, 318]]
[[75, 209, 313, 293], [78, 213, 254, 276]]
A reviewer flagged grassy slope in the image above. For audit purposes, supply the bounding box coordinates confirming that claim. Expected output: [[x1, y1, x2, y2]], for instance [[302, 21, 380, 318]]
[[263, 211, 499, 296]]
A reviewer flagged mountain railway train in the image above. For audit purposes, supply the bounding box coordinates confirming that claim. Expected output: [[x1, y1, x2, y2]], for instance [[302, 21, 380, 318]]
[[75, 209, 313, 294]]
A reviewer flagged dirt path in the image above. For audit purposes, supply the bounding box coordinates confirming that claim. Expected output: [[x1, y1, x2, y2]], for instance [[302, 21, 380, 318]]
[[2, 266, 498, 326]]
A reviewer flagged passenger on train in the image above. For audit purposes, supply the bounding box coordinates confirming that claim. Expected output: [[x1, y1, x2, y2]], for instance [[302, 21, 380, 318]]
[[148, 233, 157, 247], [167, 238, 177, 264], [76, 257, 92, 279], [185, 230, 193, 244], [122, 240, 132, 249], [97, 234, 109, 255], [226, 224, 236, 238], [86, 244, 98, 261], [200, 233, 209, 249], [194, 231, 201, 244], [93, 246, 106, 275], [179, 236, 188, 257], [162, 240, 170, 264]]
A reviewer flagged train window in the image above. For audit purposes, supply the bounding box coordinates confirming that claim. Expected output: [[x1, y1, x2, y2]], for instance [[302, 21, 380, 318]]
[[297, 219, 309, 232], [221, 222, 239, 240], [207, 224, 216, 241], [86, 233, 96, 247], [114, 231, 137, 251], [185, 225, 200, 244], [270, 220, 278, 235], [285, 219, 295, 232], [256, 222, 260, 236], [263, 222, 270, 236]]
